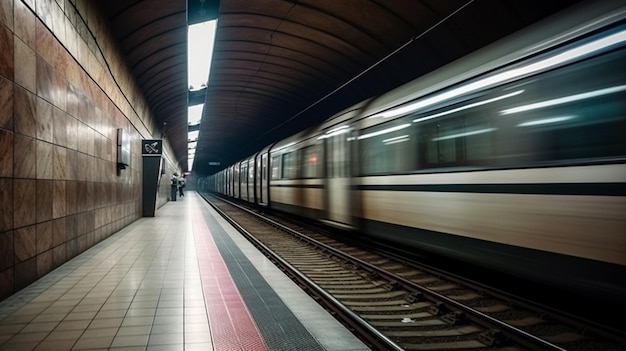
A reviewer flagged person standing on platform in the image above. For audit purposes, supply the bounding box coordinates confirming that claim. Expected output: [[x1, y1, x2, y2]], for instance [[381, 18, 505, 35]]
[[170, 172, 178, 201], [178, 176, 185, 197]]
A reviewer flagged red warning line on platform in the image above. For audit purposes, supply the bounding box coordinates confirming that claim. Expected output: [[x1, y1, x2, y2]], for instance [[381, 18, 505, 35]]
[[192, 208, 268, 351]]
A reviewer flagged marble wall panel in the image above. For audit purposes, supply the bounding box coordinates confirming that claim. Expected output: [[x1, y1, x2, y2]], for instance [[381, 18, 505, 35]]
[[77, 233, 87, 253], [64, 15, 78, 63], [65, 214, 77, 240], [14, 0, 36, 48], [66, 83, 80, 118], [76, 120, 86, 153], [14, 224, 36, 262], [77, 152, 88, 182], [0, 129, 12, 178], [36, 249, 52, 278], [36, 179, 53, 222], [74, 182, 85, 214], [0, 26, 14, 80], [36, 220, 52, 254], [13, 179, 35, 228], [13, 133, 36, 178], [34, 0, 54, 31], [21, 0, 34, 13], [14, 257, 36, 290], [52, 179, 66, 218], [52, 244, 65, 268], [85, 181, 94, 211], [14, 37, 36, 93], [0, 179, 13, 232], [52, 217, 65, 247], [66, 238, 77, 259], [14, 85, 36, 137], [0, 268, 13, 300], [0, 0, 13, 30], [66, 114, 77, 150], [86, 125, 94, 156], [50, 3, 65, 58], [53, 107, 67, 147], [0, 231, 13, 271], [65, 148, 77, 182], [52, 145, 67, 180], [36, 55, 55, 108], [0, 76, 13, 130], [35, 96, 53, 142], [36, 140, 53, 179], [65, 179, 77, 216]]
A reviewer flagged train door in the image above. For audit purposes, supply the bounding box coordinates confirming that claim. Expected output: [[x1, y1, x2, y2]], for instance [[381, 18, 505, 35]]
[[258, 152, 269, 205], [247, 159, 254, 202], [234, 164, 240, 198], [324, 133, 351, 225]]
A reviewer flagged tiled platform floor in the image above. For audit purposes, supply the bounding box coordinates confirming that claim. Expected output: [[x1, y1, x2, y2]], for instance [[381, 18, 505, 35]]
[[0, 192, 370, 351]]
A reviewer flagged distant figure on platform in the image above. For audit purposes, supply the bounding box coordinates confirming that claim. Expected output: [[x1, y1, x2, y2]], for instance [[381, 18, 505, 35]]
[[170, 172, 178, 201], [178, 177, 186, 197]]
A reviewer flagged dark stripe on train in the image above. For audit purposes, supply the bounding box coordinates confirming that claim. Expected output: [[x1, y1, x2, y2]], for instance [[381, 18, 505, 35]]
[[270, 184, 325, 189], [357, 183, 626, 196]]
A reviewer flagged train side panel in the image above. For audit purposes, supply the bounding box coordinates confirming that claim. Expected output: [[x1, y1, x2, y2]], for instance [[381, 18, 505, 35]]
[[352, 0, 626, 304]]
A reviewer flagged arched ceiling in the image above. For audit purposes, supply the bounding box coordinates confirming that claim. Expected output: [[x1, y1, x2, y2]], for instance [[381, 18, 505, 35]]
[[98, 0, 583, 176]]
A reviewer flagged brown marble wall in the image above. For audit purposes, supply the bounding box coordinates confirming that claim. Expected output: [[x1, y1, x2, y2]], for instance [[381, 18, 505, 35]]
[[0, 0, 161, 300]]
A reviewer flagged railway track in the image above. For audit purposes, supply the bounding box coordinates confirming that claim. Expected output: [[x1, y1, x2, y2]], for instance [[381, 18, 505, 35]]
[[201, 193, 626, 351]]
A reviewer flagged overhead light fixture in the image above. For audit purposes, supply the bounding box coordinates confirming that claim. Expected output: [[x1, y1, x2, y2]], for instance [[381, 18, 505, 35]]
[[188, 104, 204, 126], [186, 18, 218, 171], [188, 20, 218, 90]]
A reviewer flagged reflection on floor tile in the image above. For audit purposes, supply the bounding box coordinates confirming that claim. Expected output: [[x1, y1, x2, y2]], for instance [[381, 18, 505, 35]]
[[0, 196, 210, 350]]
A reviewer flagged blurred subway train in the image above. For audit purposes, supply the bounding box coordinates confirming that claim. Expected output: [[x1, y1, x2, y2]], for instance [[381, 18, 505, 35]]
[[205, 0, 626, 305]]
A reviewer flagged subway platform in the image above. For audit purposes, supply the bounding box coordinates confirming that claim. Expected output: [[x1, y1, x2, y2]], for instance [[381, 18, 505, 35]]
[[0, 192, 370, 351]]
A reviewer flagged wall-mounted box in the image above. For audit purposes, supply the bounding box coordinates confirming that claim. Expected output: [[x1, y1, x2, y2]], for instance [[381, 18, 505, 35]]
[[117, 128, 131, 169]]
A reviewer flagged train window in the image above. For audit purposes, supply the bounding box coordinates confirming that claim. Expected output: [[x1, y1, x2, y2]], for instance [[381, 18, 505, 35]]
[[282, 152, 297, 179], [358, 120, 415, 175], [494, 47, 626, 163], [411, 45, 626, 169], [416, 97, 497, 168], [303, 145, 321, 178], [271, 155, 281, 179]]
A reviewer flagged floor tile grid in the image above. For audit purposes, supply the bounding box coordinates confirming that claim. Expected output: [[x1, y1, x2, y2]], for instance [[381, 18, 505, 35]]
[[0, 204, 212, 350], [0, 223, 163, 350], [0, 226, 147, 349]]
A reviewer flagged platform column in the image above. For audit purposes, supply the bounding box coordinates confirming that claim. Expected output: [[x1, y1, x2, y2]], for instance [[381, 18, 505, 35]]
[[142, 139, 163, 216]]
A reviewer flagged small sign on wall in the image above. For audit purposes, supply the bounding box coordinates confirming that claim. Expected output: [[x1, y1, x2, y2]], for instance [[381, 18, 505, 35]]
[[142, 140, 162, 156]]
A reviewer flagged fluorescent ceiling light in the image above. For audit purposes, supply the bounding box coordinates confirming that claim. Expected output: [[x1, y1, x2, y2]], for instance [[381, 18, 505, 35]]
[[188, 104, 204, 126], [188, 130, 199, 142], [188, 20, 218, 90]]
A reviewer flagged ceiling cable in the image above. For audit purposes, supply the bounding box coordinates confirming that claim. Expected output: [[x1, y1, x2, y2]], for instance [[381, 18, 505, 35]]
[[244, 0, 475, 150]]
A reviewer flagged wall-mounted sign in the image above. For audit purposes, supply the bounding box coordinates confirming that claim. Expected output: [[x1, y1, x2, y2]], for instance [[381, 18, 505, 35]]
[[142, 140, 162, 156]]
